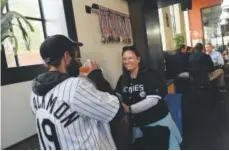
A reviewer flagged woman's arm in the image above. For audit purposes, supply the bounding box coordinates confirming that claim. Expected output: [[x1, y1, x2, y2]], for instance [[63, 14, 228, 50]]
[[130, 96, 159, 113], [123, 96, 159, 114]]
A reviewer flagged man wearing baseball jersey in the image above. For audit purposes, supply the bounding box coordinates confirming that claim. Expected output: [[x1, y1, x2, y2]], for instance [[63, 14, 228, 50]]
[[30, 35, 124, 150]]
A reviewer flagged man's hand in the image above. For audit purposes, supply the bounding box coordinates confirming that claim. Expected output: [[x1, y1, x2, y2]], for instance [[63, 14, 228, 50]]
[[82, 60, 100, 76], [122, 103, 129, 113]]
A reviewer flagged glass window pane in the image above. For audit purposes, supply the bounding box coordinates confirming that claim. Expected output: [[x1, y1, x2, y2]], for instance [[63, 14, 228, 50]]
[[3, 38, 17, 68], [8, 0, 41, 18], [202, 5, 223, 48], [3, 20, 44, 67]]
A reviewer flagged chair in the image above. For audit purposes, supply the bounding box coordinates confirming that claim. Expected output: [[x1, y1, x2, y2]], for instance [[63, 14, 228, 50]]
[[175, 72, 190, 94], [188, 68, 219, 111], [224, 63, 229, 84], [188, 68, 211, 89]]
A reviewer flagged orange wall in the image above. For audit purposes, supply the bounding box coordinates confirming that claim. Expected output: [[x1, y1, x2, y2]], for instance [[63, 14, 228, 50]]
[[188, 0, 221, 43]]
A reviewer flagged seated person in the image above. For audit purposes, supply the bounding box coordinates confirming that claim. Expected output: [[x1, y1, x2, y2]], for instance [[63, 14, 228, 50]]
[[189, 43, 226, 91], [206, 43, 224, 66], [170, 44, 189, 79], [221, 49, 229, 63], [187, 46, 194, 54]]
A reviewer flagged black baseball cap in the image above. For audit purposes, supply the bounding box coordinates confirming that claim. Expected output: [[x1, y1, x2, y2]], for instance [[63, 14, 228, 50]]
[[40, 34, 83, 64]]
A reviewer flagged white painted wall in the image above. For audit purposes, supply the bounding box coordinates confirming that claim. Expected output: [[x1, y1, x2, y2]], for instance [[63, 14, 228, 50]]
[[72, 0, 130, 88], [1, 0, 68, 149], [1, 82, 35, 149]]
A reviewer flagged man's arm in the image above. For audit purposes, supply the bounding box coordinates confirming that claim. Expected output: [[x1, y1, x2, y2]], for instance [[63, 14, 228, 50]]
[[87, 70, 126, 121], [87, 69, 114, 95], [72, 77, 120, 122]]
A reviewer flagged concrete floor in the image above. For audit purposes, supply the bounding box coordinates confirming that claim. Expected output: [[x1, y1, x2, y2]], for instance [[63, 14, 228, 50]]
[[182, 86, 229, 149]]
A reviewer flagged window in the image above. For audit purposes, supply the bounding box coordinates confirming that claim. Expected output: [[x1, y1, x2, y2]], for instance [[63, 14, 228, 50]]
[[202, 5, 229, 49], [2, 0, 46, 68], [1, 0, 77, 86]]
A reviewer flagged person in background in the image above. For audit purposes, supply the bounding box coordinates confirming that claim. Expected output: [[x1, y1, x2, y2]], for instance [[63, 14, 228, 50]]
[[189, 43, 226, 91], [223, 50, 229, 63], [219, 48, 229, 63], [186, 46, 194, 54], [115, 45, 182, 149], [30, 35, 125, 150], [186, 46, 194, 58], [206, 43, 224, 66], [170, 44, 189, 79]]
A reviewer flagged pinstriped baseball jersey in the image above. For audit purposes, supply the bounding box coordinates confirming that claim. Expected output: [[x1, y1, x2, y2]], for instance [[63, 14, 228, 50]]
[[30, 77, 120, 150]]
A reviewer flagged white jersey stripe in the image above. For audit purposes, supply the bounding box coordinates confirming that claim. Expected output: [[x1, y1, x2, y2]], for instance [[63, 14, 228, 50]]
[[79, 85, 119, 109], [73, 93, 113, 119], [60, 82, 70, 149], [89, 120, 100, 149], [56, 83, 69, 149], [86, 118, 99, 149], [79, 85, 120, 108], [75, 118, 84, 149], [74, 78, 119, 122], [73, 93, 114, 118], [91, 120, 107, 149], [68, 79, 82, 149], [68, 108, 80, 149], [64, 79, 76, 149], [83, 119, 94, 149], [73, 90, 118, 121], [99, 127, 109, 150], [72, 99, 109, 121], [55, 123, 62, 149], [78, 118, 85, 149], [102, 124, 111, 149], [82, 118, 91, 149], [78, 86, 118, 112], [54, 86, 63, 149]]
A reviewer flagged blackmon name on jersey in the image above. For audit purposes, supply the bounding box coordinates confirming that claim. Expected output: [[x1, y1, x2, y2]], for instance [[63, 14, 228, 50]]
[[32, 93, 79, 128]]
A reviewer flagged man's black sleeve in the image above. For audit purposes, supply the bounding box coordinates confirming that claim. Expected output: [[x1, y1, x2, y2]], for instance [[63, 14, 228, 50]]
[[87, 69, 115, 95], [115, 75, 123, 94]]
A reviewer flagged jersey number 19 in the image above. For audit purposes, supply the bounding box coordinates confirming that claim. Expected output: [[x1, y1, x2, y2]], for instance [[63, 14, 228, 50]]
[[37, 118, 61, 149]]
